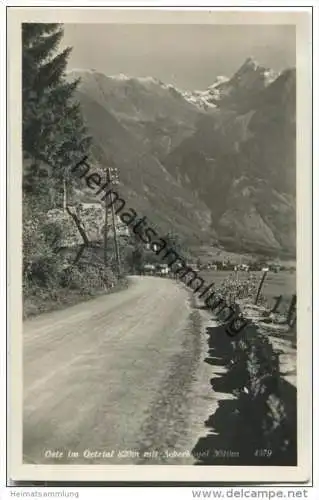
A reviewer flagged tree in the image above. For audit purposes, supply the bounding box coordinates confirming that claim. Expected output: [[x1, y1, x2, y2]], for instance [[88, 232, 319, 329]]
[[22, 23, 94, 295], [22, 23, 91, 200], [124, 234, 146, 274], [164, 231, 182, 253]]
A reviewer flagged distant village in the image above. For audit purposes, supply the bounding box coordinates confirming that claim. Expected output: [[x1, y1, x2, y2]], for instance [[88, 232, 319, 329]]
[[140, 260, 291, 277], [46, 199, 295, 277]]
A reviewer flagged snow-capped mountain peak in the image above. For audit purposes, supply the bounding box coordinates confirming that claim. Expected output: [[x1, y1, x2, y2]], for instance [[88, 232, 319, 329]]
[[184, 58, 280, 110], [232, 57, 278, 87], [208, 75, 230, 89], [109, 73, 131, 81], [66, 57, 281, 114]]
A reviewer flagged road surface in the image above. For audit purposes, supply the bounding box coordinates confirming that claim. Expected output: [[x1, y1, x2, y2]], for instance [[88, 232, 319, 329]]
[[23, 276, 204, 465]]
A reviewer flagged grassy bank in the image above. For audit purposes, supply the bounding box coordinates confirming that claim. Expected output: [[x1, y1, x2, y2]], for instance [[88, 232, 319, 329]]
[[193, 316, 297, 465], [201, 270, 296, 304], [192, 271, 297, 465]]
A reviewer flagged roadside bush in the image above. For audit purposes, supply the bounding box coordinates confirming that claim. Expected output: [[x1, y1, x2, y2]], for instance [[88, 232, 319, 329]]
[[23, 196, 63, 288], [60, 266, 88, 291], [98, 266, 116, 288], [60, 263, 116, 294], [216, 272, 270, 307], [23, 195, 119, 317]]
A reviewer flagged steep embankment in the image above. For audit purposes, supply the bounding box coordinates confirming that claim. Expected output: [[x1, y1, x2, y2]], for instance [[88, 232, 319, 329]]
[[192, 289, 297, 466]]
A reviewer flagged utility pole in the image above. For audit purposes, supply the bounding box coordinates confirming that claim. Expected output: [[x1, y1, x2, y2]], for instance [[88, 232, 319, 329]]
[[103, 168, 110, 267], [287, 294, 297, 327], [109, 166, 122, 277], [62, 178, 67, 212], [255, 268, 268, 305]]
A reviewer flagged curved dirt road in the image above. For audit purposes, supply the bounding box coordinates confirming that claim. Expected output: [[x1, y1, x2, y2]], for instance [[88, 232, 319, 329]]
[[23, 276, 204, 465]]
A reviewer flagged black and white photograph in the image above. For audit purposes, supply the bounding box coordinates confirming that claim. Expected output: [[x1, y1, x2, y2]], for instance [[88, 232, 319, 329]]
[[7, 7, 312, 483]]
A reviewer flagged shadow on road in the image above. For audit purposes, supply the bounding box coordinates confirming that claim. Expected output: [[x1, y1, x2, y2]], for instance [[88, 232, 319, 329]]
[[192, 322, 297, 466]]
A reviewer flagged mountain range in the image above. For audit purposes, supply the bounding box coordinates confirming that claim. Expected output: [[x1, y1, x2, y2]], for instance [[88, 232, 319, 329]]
[[66, 57, 296, 257]]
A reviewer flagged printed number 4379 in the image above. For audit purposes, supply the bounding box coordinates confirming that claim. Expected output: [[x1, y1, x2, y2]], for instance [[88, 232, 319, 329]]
[[254, 449, 273, 457]]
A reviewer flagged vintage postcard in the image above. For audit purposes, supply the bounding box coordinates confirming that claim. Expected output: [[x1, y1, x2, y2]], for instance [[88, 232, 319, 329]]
[[7, 6, 312, 483]]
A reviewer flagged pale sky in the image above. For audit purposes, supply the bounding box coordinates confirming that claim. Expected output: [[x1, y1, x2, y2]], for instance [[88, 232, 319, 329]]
[[61, 24, 295, 90]]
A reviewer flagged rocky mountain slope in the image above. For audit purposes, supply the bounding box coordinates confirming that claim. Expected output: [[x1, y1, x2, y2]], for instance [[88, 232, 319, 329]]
[[67, 70, 204, 161], [197, 57, 278, 111], [68, 58, 296, 256], [69, 87, 212, 245], [164, 62, 296, 256]]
